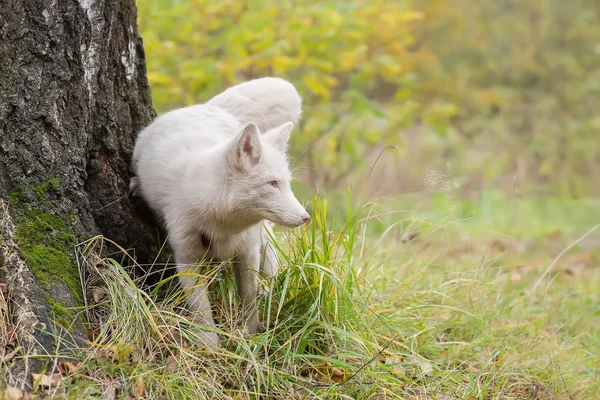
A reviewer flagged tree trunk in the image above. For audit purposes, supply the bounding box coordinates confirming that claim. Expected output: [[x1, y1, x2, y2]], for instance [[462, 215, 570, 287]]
[[0, 0, 157, 388]]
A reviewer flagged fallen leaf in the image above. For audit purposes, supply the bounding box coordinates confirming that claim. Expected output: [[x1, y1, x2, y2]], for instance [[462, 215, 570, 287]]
[[52, 387, 67, 397], [58, 361, 78, 375], [102, 381, 122, 400], [301, 362, 331, 382], [91, 288, 105, 303], [4, 387, 23, 400], [2, 346, 22, 362], [291, 384, 308, 398], [114, 342, 133, 364], [95, 348, 112, 363], [301, 362, 353, 383], [134, 375, 145, 399], [578, 253, 593, 264], [383, 356, 406, 375], [31, 373, 62, 387], [564, 262, 585, 277], [165, 356, 177, 373], [315, 366, 331, 383], [401, 232, 420, 243], [330, 367, 349, 383], [417, 359, 433, 375]]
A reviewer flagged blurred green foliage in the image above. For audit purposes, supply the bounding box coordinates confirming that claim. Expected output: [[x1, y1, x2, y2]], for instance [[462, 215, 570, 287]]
[[138, 0, 600, 197]]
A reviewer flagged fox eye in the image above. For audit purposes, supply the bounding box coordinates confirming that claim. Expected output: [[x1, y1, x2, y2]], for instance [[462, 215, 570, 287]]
[[268, 180, 278, 188]]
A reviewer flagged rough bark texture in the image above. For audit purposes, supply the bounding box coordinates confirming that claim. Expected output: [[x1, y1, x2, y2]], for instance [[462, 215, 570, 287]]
[[0, 0, 157, 388]]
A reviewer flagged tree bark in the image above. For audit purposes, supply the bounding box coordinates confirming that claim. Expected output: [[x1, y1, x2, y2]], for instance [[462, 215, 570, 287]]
[[0, 0, 157, 388]]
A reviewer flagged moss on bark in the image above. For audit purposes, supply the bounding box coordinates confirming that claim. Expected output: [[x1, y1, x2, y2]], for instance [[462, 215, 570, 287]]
[[10, 179, 82, 305]]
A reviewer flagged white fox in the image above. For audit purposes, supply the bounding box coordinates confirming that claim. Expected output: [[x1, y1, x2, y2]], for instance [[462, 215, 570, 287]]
[[131, 77, 310, 346]]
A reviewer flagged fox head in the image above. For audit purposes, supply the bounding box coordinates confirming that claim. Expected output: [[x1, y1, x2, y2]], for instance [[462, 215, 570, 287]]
[[226, 121, 310, 228]]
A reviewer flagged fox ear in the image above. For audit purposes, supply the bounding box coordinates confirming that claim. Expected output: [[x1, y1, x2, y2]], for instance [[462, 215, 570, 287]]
[[264, 122, 293, 153], [231, 122, 262, 171]]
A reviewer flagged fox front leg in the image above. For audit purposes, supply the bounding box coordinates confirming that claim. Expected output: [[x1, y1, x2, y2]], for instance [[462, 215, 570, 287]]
[[234, 243, 262, 335], [174, 250, 220, 347]]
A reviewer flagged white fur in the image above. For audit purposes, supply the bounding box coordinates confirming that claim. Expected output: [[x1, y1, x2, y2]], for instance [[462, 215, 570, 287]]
[[207, 77, 302, 132], [131, 78, 309, 346]]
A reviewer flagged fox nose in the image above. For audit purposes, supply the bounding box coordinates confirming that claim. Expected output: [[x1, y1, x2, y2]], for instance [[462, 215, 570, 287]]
[[301, 213, 311, 223]]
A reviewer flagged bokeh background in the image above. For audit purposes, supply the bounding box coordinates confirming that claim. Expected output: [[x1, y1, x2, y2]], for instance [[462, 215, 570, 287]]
[[138, 0, 599, 205]]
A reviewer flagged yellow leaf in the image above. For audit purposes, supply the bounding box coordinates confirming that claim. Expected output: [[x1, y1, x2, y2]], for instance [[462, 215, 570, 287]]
[[399, 11, 425, 22], [381, 63, 402, 79], [114, 342, 133, 364], [271, 55, 295, 73], [338, 52, 357, 70], [480, 89, 500, 104], [238, 57, 253, 70], [215, 61, 235, 83], [326, 137, 337, 150], [303, 74, 329, 98], [323, 75, 338, 87], [330, 11, 343, 27], [146, 72, 171, 85], [264, 7, 279, 18], [380, 13, 399, 29]]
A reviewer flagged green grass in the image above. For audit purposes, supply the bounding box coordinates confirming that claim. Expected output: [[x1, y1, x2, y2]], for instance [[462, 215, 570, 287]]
[[12, 191, 600, 399]]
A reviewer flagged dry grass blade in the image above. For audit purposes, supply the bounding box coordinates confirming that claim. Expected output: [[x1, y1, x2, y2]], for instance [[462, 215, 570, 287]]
[[530, 223, 600, 293]]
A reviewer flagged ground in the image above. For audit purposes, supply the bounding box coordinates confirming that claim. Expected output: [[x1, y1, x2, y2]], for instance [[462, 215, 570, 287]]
[[1, 188, 599, 399]]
